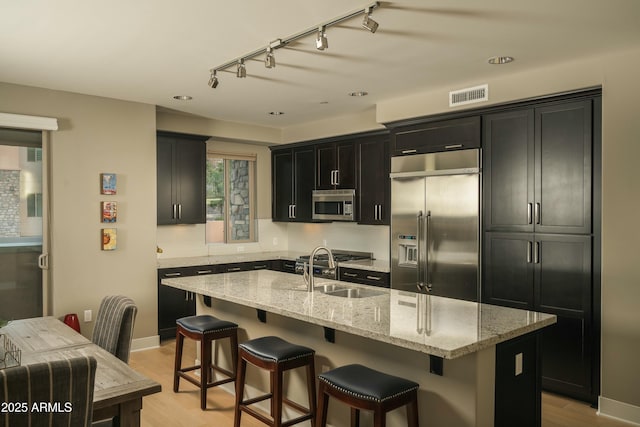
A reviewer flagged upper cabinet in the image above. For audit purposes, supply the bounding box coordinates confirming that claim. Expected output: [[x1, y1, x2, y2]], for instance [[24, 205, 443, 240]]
[[389, 116, 481, 156], [483, 100, 592, 234], [357, 135, 390, 225], [157, 132, 208, 225], [316, 141, 356, 190], [271, 146, 315, 222]]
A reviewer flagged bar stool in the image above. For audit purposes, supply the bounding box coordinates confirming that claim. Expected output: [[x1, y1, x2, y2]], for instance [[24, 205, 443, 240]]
[[234, 336, 316, 427], [173, 315, 238, 410], [316, 364, 420, 427]]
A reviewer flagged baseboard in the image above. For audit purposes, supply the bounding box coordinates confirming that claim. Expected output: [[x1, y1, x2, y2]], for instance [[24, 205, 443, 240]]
[[598, 396, 640, 426], [130, 335, 160, 352]]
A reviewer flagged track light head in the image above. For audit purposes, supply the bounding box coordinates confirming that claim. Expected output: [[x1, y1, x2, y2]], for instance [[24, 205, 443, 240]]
[[316, 26, 328, 50], [236, 59, 246, 78], [208, 70, 219, 88], [265, 47, 276, 68], [362, 8, 378, 33]]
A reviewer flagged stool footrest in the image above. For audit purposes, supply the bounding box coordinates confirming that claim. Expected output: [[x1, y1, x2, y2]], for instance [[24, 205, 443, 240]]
[[240, 393, 272, 406]]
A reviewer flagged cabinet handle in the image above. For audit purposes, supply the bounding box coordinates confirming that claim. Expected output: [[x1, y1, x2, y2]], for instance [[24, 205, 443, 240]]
[[366, 275, 381, 281], [444, 144, 463, 150], [527, 203, 533, 224], [343, 272, 358, 277], [402, 149, 417, 154], [527, 241, 532, 263], [184, 291, 189, 301], [288, 204, 293, 219], [292, 204, 296, 219], [378, 205, 383, 221], [178, 204, 182, 219], [335, 169, 339, 185], [330, 170, 334, 185], [284, 262, 295, 269], [253, 265, 267, 269], [534, 203, 541, 225], [227, 267, 241, 272], [164, 272, 182, 277], [197, 270, 213, 274], [172, 204, 177, 219], [534, 241, 540, 264]]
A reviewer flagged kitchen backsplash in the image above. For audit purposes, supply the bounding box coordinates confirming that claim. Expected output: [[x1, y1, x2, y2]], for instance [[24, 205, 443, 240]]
[[156, 219, 389, 261]]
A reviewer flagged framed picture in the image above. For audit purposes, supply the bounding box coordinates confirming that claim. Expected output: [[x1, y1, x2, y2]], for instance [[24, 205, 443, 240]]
[[101, 201, 117, 223], [101, 173, 117, 195], [101, 228, 117, 251]]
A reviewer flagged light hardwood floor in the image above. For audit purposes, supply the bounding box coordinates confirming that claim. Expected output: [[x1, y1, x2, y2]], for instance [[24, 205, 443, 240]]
[[129, 340, 633, 427]]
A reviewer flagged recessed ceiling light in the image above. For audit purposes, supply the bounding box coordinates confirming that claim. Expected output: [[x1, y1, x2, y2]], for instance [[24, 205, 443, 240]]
[[268, 111, 284, 116], [173, 95, 193, 101], [348, 91, 368, 97], [488, 56, 514, 65]]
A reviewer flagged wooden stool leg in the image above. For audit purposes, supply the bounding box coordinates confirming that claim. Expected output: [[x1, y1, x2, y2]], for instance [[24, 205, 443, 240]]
[[373, 408, 385, 427], [351, 408, 360, 427], [273, 366, 284, 427], [230, 330, 238, 380], [173, 330, 185, 393], [306, 358, 317, 419], [234, 357, 247, 427], [407, 395, 419, 427], [200, 336, 212, 410], [316, 383, 329, 427]]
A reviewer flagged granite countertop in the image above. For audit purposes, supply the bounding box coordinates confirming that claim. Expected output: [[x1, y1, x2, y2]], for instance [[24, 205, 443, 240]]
[[157, 251, 390, 273], [162, 270, 556, 359]]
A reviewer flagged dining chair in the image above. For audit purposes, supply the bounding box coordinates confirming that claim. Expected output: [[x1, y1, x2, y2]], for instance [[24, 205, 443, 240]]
[[0, 355, 97, 427], [91, 295, 138, 363]]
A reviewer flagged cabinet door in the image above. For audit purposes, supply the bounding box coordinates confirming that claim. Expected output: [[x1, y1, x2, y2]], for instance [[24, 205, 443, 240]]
[[158, 268, 196, 340], [535, 234, 593, 401], [483, 232, 534, 310], [316, 143, 336, 190], [534, 101, 592, 234], [157, 136, 176, 225], [483, 109, 535, 232], [272, 149, 293, 221], [175, 141, 206, 224], [358, 137, 389, 225], [335, 142, 356, 189], [292, 147, 315, 221], [392, 116, 481, 155]]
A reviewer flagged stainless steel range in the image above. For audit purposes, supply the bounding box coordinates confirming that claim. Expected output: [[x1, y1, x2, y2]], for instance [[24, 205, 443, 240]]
[[294, 249, 373, 279]]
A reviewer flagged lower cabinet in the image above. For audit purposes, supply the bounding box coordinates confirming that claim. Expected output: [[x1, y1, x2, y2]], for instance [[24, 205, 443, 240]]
[[158, 267, 200, 340], [483, 232, 595, 403]]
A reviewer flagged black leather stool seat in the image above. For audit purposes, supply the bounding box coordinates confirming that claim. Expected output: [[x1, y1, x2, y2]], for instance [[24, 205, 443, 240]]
[[239, 336, 314, 362], [319, 364, 419, 403], [316, 364, 419, 427], [176, 315, 237, 334]]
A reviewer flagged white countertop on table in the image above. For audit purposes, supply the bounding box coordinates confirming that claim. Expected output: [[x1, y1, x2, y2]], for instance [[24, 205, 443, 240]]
[[162, 269, 555, 359]]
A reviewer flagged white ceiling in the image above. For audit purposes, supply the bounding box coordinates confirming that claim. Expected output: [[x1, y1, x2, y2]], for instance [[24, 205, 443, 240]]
[[1, 0, 639, 128]]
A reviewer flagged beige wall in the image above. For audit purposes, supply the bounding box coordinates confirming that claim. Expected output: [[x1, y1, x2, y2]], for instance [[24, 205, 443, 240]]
[[0, 82, 158, 340]]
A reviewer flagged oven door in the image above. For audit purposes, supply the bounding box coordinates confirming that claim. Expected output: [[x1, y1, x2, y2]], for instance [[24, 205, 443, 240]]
[[312, 189, 355, 221]]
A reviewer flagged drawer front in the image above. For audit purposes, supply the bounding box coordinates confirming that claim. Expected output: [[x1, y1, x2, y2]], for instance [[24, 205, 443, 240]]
[[339, 267, 390, 288]]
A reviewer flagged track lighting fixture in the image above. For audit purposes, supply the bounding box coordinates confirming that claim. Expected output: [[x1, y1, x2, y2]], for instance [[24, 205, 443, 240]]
[[236, 59, 246, 78], [265, 46, 276, 68], [206, 2, 380, 88], [316, 26, 328, 51], [208, 70, 219, 88], [362, 7, 379, 33]]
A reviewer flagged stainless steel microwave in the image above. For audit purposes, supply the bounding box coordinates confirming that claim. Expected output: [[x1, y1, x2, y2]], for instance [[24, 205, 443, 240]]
[[312, 189, 356, 221]]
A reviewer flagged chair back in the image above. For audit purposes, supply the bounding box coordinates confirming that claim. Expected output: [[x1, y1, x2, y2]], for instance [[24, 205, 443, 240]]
[[92, 295, 138, 363], [0, 356, 97, 426]]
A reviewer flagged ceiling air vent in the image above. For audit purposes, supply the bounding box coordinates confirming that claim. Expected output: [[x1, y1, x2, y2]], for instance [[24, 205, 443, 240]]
[[449, 84, 489, 107]]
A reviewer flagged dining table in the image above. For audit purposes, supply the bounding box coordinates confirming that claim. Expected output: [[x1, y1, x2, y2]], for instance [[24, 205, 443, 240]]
[[1, 316, 161, 426]]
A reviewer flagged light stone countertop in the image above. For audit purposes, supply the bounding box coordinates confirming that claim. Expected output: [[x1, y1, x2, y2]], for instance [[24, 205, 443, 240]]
[[162, 269, 555, 359], [157, 251, 390, 273]]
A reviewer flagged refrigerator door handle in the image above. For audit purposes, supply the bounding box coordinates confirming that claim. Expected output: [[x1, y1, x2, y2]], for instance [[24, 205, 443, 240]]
[[425, 211, 432, 292], [416, 211, 425, 291]]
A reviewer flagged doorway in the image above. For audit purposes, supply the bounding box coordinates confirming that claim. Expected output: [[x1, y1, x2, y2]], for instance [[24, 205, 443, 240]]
[[0, 128, 46, 320]]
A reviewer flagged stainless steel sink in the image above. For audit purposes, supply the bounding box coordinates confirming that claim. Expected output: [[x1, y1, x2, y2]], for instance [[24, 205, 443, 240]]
[[315, 284, 383, 298]]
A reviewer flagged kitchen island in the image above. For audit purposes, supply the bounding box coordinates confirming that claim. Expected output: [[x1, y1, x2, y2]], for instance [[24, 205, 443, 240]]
[[162, 269, 555, 427]]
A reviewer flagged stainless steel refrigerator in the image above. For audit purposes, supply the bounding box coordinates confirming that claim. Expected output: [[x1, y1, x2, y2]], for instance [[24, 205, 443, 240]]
[[390, 149, 480, 301]]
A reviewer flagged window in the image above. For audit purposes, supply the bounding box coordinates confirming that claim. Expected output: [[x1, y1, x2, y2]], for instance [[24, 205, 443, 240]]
[[27, 193, 42, 217], [206, 152, 256, 243], [27, 147, 42, 162]]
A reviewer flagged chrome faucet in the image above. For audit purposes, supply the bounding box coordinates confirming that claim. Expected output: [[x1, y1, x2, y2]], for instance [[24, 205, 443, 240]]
[[304, 246, 335, 291]]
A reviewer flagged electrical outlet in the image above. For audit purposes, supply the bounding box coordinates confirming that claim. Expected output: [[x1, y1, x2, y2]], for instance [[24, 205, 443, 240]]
[[84, 310, 92, 322]]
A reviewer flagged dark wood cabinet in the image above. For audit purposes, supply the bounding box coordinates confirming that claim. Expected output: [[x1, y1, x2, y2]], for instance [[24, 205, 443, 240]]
[[157, 267, 201, 340], [483, 102, 592, 234], [339, 267, 390, 288], [270, 259, 297, 274], [389, 116, 480, 156], [482, 96, 599, 404], [357, 135, 390, 225], [316, 141, 356, 190], [157, 132, 207, 225], [271, 146, 315, 222]]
